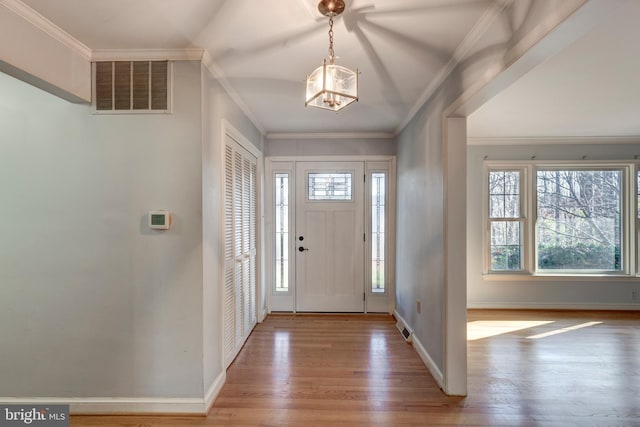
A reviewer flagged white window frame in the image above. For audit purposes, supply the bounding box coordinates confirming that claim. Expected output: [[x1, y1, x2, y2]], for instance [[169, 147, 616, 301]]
[[366, 167, 389, 295], [484, 160, 636, 279], [484, 164, 531, 275], [636, 169, 640, 277], [272, 169, 293, 296]]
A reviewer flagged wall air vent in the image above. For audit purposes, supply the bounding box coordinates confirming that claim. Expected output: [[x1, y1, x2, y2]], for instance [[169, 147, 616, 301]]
[[94, 61, 170, 113], [396, 319, 413, 343]]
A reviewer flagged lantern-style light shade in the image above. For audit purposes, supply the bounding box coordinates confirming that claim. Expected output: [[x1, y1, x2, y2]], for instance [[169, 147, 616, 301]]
[[305, 59, 358, 112]]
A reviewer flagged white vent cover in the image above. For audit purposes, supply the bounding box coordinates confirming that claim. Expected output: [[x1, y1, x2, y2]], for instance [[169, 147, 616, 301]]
[[396, 319, 413, 343], [94, 61, 170, 112]]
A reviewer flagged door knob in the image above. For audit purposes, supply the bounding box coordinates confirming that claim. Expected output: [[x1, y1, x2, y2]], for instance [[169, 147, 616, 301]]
[[298, 246, 309, 252]]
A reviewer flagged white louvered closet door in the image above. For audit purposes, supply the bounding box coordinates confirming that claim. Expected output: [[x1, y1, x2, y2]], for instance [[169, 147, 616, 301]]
[[224, 136, 257, 368]]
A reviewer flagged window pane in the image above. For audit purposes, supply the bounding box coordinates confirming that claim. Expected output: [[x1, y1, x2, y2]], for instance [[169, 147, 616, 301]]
[[275, 173, 289, 292], [489, 171, 520, 218], [308, 173, 352, 200], [536, 170, 622, 271], [372, 172, 385, 293], [490, 221, 522, 270]]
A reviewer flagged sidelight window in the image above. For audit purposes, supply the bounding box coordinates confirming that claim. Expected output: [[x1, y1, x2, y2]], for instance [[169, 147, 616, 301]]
[[371, 172, 386, 293], [275, 173, 290, 292]]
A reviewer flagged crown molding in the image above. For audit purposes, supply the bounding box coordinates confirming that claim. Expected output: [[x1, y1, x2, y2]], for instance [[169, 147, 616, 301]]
[[467, 135, 640, 146], [91, 48, 204, 62], [0, 0, 92, 60], [266, 132, 394, 140], [395, 0, 513, 135], [201, 50, 265, 136]]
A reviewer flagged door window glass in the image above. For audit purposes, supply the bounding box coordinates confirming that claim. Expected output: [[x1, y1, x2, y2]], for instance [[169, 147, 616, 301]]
[[308, 173, 352, 200]]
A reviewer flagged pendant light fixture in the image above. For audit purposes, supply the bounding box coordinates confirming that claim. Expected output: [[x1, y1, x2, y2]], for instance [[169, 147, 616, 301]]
[[305, 0, 358, 112]]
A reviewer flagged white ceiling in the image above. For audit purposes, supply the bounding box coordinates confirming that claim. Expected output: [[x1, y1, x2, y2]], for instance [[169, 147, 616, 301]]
[[20, 0, 492, 135], [16, 0, 639, 140], [468, 0, 640, 141]]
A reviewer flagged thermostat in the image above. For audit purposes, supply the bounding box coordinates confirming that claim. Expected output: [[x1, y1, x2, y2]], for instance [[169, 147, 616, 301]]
[[149, 210, 171, 230]]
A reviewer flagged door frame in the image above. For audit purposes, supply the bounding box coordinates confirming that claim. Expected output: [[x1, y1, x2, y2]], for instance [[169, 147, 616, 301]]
[[220, 120, 263, 369], [295, 160, 366, 313], [265, 155, 396, 314]]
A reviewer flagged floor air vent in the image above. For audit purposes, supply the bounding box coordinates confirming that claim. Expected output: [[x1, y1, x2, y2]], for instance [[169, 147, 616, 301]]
[[396, 319, 412, 343]]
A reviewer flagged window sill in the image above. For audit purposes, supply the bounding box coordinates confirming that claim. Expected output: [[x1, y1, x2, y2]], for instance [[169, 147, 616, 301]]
[[482, 273, 640, 282]]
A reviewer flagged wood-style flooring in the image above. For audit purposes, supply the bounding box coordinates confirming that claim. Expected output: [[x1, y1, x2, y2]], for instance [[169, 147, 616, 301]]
[[71, 310, 640, 426]]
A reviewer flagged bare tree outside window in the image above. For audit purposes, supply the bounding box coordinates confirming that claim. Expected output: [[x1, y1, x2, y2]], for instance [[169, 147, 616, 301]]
[[536, 170, 622, 271], [489, 170, 523, 271]]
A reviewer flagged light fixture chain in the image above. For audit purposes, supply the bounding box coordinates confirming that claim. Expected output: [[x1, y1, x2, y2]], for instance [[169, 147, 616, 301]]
[[328, 13, 335, 64]]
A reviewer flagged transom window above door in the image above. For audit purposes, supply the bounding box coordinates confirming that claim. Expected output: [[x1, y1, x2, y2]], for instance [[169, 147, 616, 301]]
[[307, 172, 353, 201]]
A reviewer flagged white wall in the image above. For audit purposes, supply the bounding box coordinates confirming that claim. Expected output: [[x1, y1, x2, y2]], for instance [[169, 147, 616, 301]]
[[200, 64, 263, 400], [467, 143, 640, 310], [0, 61, 204, 398]]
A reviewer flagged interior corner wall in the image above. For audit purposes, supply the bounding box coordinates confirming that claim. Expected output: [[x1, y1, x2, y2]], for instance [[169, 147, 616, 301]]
[[0, 61, 204, 399], [200, 64, 263, 397], [394, 0, 587, 379], [467, 143, 640, 310]]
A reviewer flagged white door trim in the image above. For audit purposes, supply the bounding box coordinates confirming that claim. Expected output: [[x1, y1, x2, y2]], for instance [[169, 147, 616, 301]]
[[265, 155, 396, 314]]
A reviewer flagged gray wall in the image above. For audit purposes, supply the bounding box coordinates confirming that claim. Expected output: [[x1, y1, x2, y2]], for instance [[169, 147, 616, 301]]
[[395, 104, 445, 369], [200, 64, 263, 394], [0, 62, 204, 397], [265, 137, 395, 157], [394, 0, 584, 376], [467, 143, 640, 309]]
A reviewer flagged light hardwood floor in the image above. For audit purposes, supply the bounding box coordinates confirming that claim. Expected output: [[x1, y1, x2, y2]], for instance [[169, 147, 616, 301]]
[[71, 310, 640, 426]]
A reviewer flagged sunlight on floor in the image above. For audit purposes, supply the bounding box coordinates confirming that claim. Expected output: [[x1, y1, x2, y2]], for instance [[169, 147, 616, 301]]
[[526, 321, 602, 339], [467, 320, 554, 340]]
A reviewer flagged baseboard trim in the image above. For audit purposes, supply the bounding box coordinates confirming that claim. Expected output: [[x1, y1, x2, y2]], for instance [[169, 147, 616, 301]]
[[260, 306, 268, 323], [411, 333, 445, 390], [393, 310, 445, 390], [468, 302, 640, 311], [0, 397, 206, 415], [1, 369, 229, 415], [204, 370, 226, 414]]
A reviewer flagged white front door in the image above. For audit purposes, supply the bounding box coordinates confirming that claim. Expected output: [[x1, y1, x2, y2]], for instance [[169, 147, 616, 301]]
[[295, 161, 365, 312]]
